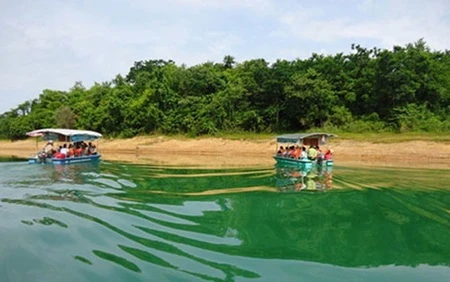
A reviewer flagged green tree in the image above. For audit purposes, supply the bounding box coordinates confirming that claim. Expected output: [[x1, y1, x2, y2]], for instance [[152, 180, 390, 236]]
[[284, 68, 336, 128], [1, 40, 450, 138], [222, 55, 236, 69], [124, 88, 162, 136], [54, 106, 76, 129]]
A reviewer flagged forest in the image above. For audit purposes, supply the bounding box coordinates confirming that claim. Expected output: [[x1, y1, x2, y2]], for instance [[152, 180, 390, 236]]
[[1, 39, 449, 140]]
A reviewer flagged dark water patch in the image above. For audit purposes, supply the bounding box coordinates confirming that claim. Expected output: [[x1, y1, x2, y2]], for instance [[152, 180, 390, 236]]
[[74, 255, 93, 265], [93, 249, 141, 272], [32, 216, 69, 228], [118, 244, 177, 269]]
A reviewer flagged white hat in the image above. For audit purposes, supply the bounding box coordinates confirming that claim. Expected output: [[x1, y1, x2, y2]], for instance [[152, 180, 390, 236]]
[[49, 140, 54, 144]]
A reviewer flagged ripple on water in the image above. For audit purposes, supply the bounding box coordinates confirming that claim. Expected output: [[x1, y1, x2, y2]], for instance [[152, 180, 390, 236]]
[[0, 161, 449, 281]]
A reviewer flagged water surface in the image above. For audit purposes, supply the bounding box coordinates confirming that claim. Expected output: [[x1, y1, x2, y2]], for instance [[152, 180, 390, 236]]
[[0, 161, 449, 281]]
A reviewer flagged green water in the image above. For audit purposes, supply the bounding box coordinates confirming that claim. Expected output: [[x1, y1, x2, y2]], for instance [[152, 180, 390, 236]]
[[0, 160, 449, 282]]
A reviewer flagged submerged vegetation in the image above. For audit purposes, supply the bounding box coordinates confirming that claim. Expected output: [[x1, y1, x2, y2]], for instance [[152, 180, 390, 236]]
[[1, 39, 450, 140]]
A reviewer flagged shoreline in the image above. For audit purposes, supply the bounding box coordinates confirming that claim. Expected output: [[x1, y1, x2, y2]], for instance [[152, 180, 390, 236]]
[[1, 137, 450, 169]]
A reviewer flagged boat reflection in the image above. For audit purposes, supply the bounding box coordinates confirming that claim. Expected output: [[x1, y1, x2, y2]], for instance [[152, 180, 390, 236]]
[[51, 161, 102, 184], [275, 164, 333, 192]]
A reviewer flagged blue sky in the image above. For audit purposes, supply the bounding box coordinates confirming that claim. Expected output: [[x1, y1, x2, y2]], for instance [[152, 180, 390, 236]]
[[1, 0, 449, 113]]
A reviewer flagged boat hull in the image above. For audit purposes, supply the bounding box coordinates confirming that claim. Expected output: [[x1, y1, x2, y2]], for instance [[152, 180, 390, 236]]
[[28, 154, 101, 164], [274, 155, 334, 167]]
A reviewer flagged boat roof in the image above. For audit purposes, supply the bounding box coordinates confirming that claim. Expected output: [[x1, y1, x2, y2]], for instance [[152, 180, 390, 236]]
[[275, 132, 337, 143], [26, 128, 102, 142]]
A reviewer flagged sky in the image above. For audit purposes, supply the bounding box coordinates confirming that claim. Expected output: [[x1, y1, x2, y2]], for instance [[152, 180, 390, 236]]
[[1, 0, 449, 114]]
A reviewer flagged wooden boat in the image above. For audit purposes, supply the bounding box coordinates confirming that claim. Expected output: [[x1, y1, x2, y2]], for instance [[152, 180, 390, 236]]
[[273, 132, 337, 168], [26, 128, 102, 164]]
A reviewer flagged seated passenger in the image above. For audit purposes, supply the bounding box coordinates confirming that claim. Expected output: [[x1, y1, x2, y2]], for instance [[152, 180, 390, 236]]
[[53, 152, 66, 159], [277, 146, 285, 155], [88, 142, 97, 155], [60, 144, 68, 156], [81, 141, 88, 155], [300, 146, 308, 159], [43, 140, 55, 157], [67, 144, 75, 157], [288, 146, 296, 158], [74, 144, 83, 157], [316, 146, 324, 160], [307, 145, 318, 160], [283, 147, 290, 157], [324, 148, 333, 160], [293, 146, 301, 159]]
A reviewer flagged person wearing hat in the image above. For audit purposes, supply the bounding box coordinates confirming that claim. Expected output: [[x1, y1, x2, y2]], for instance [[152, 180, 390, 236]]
[[43, 140, 55, 156]]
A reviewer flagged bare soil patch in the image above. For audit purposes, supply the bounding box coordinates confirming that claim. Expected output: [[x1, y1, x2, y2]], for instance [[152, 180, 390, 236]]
[[1, 137, 450, 168]]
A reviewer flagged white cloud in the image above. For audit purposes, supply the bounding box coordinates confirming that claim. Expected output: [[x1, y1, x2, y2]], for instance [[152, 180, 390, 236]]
[[276, 0, 450, 51], [172, 0, 273, 10], [0, 0, 448, 113]]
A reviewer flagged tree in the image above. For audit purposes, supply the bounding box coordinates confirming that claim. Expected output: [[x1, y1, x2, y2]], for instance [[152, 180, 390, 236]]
[[54, 106, 76, 129], [1, 40, 450, 138], [284, 68, 336, 128], [124, 89, 162, 136], [223, 55, 236, 69]]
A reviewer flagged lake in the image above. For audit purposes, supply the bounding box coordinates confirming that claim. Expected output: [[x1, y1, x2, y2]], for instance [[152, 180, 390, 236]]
[[0, 160, 449, 282]]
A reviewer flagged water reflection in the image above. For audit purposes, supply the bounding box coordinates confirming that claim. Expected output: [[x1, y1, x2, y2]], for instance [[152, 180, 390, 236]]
[[51, 162, 101, 184], [0, 161, 450, 281], [275, 164, 333, 192]]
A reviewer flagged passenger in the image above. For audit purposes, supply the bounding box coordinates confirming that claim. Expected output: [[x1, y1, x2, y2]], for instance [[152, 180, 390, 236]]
[[53, 151, 66, 159], [74, 144, 83, 156], [316, 146, 324, 164], [293, 146, 301, 159], [67, 144, 75, 157], [88, 142, 97, 155], [317, 146, 324, 160], [300, 146, 308, 159], [288, 146, 295, 158], [81, 141, 88, 155], [43, 140, 55, 157], [60, 143, 68, 156], [324, 148, 333, 160], [283, 147, 290, 157], [307, 145, 318, 160], [277, 146, 285, 155]]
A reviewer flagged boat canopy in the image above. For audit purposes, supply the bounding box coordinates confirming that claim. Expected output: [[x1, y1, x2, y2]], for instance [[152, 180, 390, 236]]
[[26, 128, 102, 143], [275, 132, 337, 144]]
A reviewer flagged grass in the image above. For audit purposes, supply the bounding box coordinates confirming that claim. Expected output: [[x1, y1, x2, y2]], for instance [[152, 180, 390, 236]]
[[335, 132, 450, 143], [211, 131, 450, 143], [11, 131, 449, 144], [133, 131, 450, 144]]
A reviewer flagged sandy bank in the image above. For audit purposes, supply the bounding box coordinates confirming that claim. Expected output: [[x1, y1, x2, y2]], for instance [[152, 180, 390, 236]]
[[1, 136, 450, 168]]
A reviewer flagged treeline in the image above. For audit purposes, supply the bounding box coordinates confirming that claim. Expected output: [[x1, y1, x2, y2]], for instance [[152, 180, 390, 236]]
[[1, 39, 450, 140]]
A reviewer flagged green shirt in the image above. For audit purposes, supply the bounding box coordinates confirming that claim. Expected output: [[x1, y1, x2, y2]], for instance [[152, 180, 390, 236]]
[[307, 148, 317, 159]]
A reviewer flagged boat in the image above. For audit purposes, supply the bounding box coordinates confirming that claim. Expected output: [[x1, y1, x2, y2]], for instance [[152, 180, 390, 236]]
[[26, 128, 102, 164], [273, 132, 337, 168]]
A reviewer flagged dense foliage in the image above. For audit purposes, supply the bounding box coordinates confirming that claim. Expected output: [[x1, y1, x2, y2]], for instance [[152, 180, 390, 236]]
[[1, 39, 450, 140]]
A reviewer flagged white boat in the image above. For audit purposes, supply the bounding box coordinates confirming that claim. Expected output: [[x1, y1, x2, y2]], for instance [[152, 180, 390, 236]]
[[26, 128, 102, 164]]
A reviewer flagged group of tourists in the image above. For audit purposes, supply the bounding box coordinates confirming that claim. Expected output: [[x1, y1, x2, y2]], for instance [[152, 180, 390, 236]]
[[276, 144, 333, 161], [42, 140, 97, 159]]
